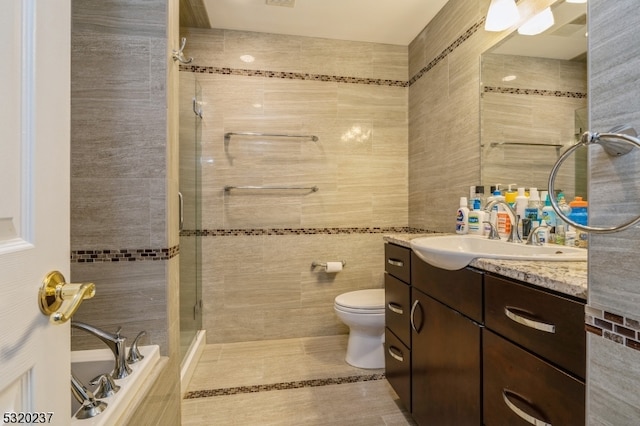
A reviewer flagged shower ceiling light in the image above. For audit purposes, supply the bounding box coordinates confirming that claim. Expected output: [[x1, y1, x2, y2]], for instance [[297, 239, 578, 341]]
[[518, 7, 554, 36], [484, 0, 520, 32]]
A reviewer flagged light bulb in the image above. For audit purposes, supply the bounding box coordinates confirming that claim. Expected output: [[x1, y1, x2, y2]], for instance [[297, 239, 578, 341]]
[[484, 0, 520, 32]]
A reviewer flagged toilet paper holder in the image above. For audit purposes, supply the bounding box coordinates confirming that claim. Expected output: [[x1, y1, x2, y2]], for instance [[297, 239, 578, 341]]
[[311, 260, 346, 269]]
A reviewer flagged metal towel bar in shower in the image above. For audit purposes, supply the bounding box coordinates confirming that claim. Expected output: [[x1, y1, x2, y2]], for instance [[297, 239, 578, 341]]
[[224, 132, 319, 142], [548, 125, 640, 233], [224, 185, 319, 192], [489, 142, 564, 148]]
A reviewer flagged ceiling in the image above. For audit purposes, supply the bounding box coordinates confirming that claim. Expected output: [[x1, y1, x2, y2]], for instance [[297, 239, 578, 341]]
[[199, 0, 450, 46]]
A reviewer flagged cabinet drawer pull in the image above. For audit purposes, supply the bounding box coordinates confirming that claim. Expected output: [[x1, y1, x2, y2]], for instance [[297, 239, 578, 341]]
[[410, 300, 421, 332], [504, 307, 556, 334], [503, 390, 552, 426], [387, 303, 404, 315], [388, 346, 404, 362], [387, 258, 404, 267]]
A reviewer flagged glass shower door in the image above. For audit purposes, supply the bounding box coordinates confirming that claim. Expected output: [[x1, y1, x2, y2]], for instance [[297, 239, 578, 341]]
[[179, 72, 203, 361]]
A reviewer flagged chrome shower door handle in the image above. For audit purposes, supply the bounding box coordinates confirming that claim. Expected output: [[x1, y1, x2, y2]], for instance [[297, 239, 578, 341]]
[[178, 191, 184, 231]]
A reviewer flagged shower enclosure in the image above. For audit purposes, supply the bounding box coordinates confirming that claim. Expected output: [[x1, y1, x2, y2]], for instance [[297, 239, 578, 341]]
[[179, 71, 203, 361]]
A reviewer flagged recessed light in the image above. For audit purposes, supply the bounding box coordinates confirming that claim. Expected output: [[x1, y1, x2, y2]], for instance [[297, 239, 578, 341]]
[[240, 55, 255, 63], [265, 0, 295, 8]]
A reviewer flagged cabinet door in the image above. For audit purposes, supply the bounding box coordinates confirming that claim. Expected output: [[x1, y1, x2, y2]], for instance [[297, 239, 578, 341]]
[[483, 330, 585, 426], [411, 289, 481, 426]]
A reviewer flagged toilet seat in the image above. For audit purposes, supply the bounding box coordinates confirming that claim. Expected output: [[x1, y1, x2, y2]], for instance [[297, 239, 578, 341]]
[[334, 289, 385, 314]]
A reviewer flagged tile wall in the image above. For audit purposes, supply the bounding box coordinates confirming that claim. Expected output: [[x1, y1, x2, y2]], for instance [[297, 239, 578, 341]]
[[70, 0, 181, 422], [586, 0, 640, 422], [179, 27, 410, 343]]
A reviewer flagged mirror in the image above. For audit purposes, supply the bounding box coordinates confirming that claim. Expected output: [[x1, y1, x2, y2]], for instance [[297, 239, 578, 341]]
[[480, 0, 588, 200]]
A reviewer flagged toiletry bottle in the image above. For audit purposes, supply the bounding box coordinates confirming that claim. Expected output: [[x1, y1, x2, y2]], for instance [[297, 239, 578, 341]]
[[568, 197, 589, 248], [456, 197, 470, 234], [565, 226, 577, 247], [525, 188, 541, 223], [537, 220, 549, 245], [541, 193, 557, 228], [468, 209, 485, 235], [568, 196, 588, 227], [472, 185, 485, 210], [505, 184, 517, 208]]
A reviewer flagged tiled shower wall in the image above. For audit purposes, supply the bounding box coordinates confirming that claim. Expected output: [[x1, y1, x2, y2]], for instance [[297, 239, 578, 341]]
[[69, 0, 181, 423], [586, 0, 640, 422], [179, 28, 409, 343]]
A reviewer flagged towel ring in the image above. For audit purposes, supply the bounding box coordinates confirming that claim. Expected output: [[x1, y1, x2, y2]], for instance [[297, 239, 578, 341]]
[[548, 125, 640, 233]]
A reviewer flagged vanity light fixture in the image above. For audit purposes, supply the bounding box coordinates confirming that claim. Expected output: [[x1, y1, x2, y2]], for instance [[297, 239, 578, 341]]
[[484, 0, 520, 32], [518, 7, 555, 36]]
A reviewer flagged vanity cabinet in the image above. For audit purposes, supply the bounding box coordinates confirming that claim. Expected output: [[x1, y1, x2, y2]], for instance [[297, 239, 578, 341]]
[[384, 243, 412, 411], [483, 275, 585, 425], [383, 241, 585, 426], [411, 255, 483, 426]]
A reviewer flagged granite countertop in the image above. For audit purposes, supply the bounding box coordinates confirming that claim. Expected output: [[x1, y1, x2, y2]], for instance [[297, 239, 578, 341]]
[[383, 233, 588, 300]]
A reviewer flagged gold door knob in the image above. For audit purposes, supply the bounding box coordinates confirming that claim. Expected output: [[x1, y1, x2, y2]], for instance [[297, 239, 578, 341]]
[[38, 271, 96, 324]]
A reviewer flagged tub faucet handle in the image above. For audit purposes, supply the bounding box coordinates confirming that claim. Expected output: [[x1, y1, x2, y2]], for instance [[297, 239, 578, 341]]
[[90, 373, 120, 398], [127, 331, 147, 364], [71, 373, 108, 420]]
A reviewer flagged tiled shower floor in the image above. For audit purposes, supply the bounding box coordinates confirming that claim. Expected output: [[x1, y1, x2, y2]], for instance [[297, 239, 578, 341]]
[[181, 335, 415, 425]]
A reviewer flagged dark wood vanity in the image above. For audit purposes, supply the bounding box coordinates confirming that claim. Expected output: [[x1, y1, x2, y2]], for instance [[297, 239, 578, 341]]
[[384, 241, 586, 425]]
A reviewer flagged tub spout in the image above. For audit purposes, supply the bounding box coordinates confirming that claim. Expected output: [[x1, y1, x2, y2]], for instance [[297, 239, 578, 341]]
[[71, 321, 132, 379], [71, 373, 107, 420]]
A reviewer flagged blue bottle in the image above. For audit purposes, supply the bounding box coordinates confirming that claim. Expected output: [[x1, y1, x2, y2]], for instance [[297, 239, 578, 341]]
[[568, 197, 588, 226]]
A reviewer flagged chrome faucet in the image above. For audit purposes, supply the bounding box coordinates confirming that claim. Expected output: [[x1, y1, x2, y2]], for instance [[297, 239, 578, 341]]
[[71, 373, 107, 419], [483, 199, 522, 243], [526, 222, 549, 246], [71, 321, 132, 379]]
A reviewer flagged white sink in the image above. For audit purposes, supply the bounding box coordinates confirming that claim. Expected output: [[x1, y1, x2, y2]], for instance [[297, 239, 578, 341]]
[[410, 234, 587, 270]]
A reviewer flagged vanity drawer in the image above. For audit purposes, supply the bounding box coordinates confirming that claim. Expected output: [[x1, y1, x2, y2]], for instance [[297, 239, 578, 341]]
[[483, 330, 585, 426], [385, 243, 411, 283], [411, 253, 484, 324], [485, 274, 585, 378], [385, 273, 411, 346], [385, 327, 411, 413]]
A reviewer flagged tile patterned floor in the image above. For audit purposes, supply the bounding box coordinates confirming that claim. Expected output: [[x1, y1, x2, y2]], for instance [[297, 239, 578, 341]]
[[181, 335, 415, 425]]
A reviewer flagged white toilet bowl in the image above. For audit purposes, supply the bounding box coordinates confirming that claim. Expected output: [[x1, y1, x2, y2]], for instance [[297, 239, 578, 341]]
[[334, 289, 385, 369]]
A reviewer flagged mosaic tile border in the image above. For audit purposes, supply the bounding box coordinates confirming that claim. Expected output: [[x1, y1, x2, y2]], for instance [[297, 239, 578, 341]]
[[408, 19, 485, 87], [179, 19, 483, 90], [180, 65, 407, 87], [183, 374, 386, 399], [484, 86, 587, 99], [585, 305, 640, 352], [180, 226, 428, 237], [70, 245, 179, 263]]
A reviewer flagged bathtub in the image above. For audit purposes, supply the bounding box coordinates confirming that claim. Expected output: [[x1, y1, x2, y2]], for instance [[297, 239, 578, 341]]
[[71, 345, 160, 425]]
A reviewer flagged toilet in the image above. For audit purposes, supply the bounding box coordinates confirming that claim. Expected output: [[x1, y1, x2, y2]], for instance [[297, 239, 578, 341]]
[[334, 289, 385, 369]]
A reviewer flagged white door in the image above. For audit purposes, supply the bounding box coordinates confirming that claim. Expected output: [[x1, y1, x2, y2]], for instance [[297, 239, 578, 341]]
[[0, 1, 72, 425]]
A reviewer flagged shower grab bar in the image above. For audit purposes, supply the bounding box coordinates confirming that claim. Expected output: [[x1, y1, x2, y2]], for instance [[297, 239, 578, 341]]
[[224, 185, 319, 192], [488, 142, 563, 148], [548, 125, 640, 234], [224, 132, 319, 143]]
